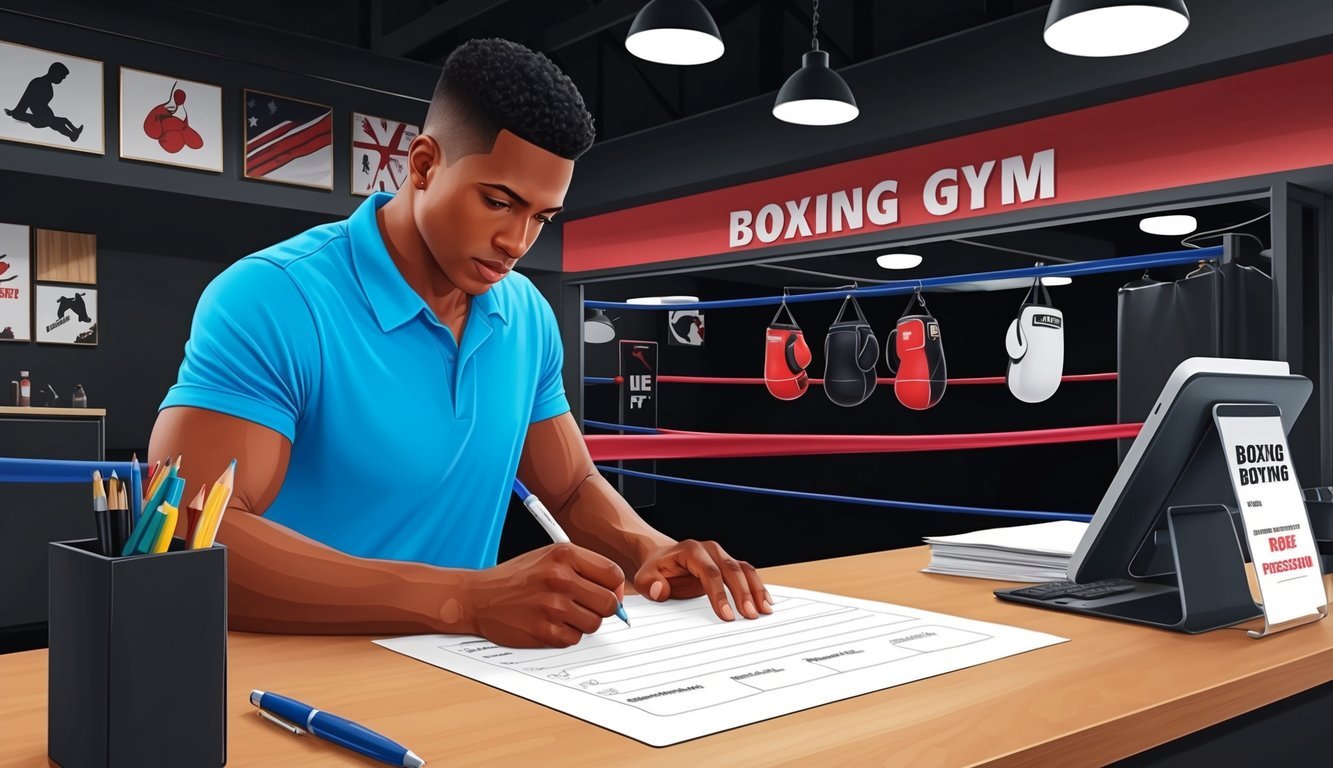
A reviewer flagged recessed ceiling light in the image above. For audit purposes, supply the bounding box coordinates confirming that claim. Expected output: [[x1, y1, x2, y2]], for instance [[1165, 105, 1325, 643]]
[[876, 253, 922, 270], [1041, 276, 1073, 286], [1139, 214, 1198, 236], [626, 295, 700, 305]]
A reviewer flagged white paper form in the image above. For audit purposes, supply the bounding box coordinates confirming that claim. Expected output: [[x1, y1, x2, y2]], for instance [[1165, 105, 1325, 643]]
[[375, 585, 1067, 746]]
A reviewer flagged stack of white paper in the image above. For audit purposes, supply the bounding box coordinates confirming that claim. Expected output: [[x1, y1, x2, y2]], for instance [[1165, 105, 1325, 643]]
[[922, 520, 1089, 582]]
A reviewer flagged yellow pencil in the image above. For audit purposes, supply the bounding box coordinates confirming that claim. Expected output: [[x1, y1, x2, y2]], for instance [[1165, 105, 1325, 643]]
[[150, 502, 179, 554], [194, 459, 236, 549]]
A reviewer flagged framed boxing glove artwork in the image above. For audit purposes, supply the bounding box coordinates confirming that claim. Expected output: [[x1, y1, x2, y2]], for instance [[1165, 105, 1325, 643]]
[[668, 308, 705, 346], [119, 67, 223, 173], [0, 222, 32, 343]]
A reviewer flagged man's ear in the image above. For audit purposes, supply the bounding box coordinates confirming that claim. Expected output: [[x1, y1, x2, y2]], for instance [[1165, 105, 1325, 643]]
[[408, 133, 442, 188]]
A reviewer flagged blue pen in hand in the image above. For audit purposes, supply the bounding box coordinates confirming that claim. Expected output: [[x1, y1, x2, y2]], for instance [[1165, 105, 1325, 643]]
[[250, 690, 424, 767], [512, 478, 631, 628]]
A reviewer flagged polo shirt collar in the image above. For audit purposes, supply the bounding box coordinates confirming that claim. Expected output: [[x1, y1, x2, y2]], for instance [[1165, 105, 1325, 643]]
[[349, 192, 508, 333]]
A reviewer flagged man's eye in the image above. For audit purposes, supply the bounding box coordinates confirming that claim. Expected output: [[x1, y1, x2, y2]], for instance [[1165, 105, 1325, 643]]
[[536, 215, 552, 224], [485, 197, 509, 209]]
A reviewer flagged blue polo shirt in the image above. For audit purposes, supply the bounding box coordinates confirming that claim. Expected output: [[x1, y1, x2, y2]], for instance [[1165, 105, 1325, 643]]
[[160, 192, 570, 569]]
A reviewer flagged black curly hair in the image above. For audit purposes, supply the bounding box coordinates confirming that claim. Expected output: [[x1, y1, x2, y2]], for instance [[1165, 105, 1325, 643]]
[[425, 38, 595, 163]]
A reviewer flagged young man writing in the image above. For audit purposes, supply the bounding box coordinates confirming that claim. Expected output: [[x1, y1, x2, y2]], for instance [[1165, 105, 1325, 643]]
[[149, 38, 771, 648]]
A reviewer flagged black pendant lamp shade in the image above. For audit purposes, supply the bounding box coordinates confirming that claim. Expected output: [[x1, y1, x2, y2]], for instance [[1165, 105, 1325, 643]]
[[584, 309, 616, 344], [772, 49, 858, 126], [626, 0, 725, 65], [1044, 0, 1190, 57]]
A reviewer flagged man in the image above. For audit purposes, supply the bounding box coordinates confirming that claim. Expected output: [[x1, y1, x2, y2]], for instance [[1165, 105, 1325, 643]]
[[4, 62, 83, 142], [150, 39, 771, 649]]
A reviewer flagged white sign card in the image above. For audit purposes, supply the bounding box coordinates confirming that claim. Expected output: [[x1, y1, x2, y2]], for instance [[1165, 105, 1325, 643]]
[[0, 41, 104, 154], [0, 223, 31, 341], [1215, 409, 1327, 627]]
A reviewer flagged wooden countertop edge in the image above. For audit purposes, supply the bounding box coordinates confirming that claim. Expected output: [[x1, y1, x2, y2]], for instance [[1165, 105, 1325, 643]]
[[0, 406, 106, 416], [982, 645, 1333, 767]]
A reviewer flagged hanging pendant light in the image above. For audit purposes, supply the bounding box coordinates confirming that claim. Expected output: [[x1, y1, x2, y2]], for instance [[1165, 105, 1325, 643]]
[[772, 0, 858, 126], [584, 309, 617, 344], [626, 0, 725, 65], [1044, 0, 1190, 57]]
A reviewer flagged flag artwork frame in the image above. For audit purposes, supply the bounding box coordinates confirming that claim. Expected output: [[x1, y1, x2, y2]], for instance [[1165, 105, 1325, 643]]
[[242, 88, 333, 190], [0, 41, 104, 155], [351, 112, 418, 197], [120, 67, 223, 173]]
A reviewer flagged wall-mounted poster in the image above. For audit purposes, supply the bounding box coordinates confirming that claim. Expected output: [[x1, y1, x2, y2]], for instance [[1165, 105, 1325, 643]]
[[0, 223, 32, 342], [667, 309, 705, 346], [0, 41, 104, 155], [351, 112, 418, 196], [120, 67, 222, 172], [35, 284, 97, 346], [243, 89, 332, 189]]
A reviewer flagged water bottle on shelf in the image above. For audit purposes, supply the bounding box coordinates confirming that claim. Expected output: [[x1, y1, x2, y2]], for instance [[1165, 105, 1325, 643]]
[[18, 371, 30, 406], [72, 385, 87, 408]]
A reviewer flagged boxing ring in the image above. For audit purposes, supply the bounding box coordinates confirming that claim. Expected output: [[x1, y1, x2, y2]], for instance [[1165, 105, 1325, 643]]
[[578, 247, 1222, 524]]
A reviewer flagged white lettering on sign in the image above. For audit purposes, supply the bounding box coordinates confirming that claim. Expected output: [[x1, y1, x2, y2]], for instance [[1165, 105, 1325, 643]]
[[727, 149, 1055, 248]]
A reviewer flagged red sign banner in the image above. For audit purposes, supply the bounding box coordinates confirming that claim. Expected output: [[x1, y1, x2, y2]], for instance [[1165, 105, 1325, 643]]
[[565, 53, 1333, 273]]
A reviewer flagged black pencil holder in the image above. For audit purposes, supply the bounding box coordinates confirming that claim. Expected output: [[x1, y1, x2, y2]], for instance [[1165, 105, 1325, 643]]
[[48, 538, 227, 768]]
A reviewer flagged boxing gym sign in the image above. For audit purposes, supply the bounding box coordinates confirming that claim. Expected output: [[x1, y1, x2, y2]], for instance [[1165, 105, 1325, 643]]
[[728, 150, 1054, 248], [1214, 407, 1327, 632], [564, 53, 1333, 272]]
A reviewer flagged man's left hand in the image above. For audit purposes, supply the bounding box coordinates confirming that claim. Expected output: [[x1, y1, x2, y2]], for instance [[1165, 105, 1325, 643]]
[[633, 540, 773, 621]]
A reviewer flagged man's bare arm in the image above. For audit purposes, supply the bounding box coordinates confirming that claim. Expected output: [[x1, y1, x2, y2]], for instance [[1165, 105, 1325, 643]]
[[149, 406, 469, 635]]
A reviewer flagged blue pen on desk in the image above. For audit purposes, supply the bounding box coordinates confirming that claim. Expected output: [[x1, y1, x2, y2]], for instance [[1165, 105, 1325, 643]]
[[512, 478, 631, 628], [250, 690, 424, 767]]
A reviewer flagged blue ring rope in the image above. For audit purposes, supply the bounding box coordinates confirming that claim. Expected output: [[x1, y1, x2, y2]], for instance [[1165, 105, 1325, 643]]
[[595, 465, 1091, 522], [585, 246, 1221, 311]]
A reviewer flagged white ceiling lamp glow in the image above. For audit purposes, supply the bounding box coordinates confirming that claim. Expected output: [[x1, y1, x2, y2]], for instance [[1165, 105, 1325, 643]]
[[772, 0, 858, 126], [584, 309, 616, 344], [625, 0, 725, 66], [626, 295, 699, 305], [1139, 214, 1198, 236], [1044, 1, 1190, 57], [876, 253, 922, 270], [1041, 276, 1073, 286]]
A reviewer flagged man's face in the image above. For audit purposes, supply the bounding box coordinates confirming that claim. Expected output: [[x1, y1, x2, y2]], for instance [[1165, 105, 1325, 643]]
[[412, 129, 573, 295]]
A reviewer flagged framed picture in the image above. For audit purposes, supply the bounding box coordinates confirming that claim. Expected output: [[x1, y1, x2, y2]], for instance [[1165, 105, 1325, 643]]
[[667, 309, 704, 346], [351, 112, 418, 196], [35, 284, 97, 346], [119, 67, 222, 172], [243, 89, 332, 189], [0, 222, 32, 342], [0, 41, 104, 155]]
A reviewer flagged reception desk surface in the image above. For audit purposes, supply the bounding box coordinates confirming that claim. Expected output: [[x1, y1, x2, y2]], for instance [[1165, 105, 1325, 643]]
[[1, 546, 1329, 767]]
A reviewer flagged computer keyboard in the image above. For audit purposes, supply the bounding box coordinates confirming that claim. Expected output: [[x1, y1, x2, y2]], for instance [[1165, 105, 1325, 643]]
[[1006, 578, 1137, 601]]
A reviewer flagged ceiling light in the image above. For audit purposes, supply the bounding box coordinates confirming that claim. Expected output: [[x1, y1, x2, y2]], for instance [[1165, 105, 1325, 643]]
[[1139, 214, 1198, 236], [584, 309, 616, 344], [1041, 276, 1073, 286], [626, 295, 699, 305], [626, 0, 725, 65], [773, 0, 858, 126], [876, 253, 922, 270], [1044, 1, 1190, 57]]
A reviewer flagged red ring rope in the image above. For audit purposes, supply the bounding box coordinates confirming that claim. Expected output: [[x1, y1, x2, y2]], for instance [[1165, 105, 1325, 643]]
[[585, 423, 1143, 461], [601, 373, 1118, 386]]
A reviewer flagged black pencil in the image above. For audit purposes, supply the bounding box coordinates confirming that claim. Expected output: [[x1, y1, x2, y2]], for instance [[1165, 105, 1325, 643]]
[[92, 470, 113, 557]]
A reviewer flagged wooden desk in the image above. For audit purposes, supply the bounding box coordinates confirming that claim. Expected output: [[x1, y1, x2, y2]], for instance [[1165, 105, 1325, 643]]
[[1, 547, 1329, 767]]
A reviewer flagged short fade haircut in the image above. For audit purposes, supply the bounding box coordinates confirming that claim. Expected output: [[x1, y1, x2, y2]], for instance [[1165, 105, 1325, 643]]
[[424, 38, 595, 163]]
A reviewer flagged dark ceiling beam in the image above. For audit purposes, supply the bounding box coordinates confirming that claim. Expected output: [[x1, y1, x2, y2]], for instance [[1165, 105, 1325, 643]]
[[783, 0, 853, 64], [374, 0, 509, 56], [534, 0, 645, 53]]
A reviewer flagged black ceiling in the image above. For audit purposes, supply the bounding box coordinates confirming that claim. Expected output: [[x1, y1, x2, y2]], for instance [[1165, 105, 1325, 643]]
[[164, 0, 1050, 144]]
